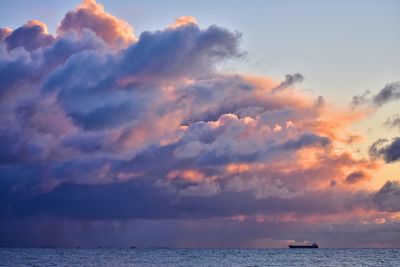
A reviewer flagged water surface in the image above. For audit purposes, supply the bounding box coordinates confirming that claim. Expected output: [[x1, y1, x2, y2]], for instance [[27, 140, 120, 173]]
[[0, 248, 399, 266]]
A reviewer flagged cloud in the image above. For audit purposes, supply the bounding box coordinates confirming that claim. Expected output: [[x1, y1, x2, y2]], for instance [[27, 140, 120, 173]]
[[0, 166, 373, 220], [4, 20, 54, 51], [0, 0, 397, 248], [58, 0, 136, 47], [372, 82, 400, 107], [373, 181, 400, 212], [169, 16, 198, 29], [384, 114, 400, 130], [351, 82, 400, 108], [345, 171, 370, 184], [280, 132, 330, 150], [120, 25, 241, 83], [272, 73, 304, 92], [0, 27, 12, 42], [350, 90, 370, 108], [369, 137, 400, 163]]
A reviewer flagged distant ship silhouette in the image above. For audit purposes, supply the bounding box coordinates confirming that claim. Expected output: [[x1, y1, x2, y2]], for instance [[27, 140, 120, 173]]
[[288, 242, 318, 249]]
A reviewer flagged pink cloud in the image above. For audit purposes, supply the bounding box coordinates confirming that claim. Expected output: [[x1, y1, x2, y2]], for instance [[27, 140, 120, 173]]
[[58, 0, 136, 48], [169, 16, 198, 29]]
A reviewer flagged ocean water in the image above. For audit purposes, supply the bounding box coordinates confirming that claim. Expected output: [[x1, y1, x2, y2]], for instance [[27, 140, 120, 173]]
[[0, 248, 399, 267]]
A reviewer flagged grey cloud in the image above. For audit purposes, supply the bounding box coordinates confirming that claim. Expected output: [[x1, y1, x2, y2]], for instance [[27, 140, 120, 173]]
[[40, 24, 241, 132], [372, 82, 400, 107], [272, 73, 304, 92], [0, 46, 35, 96], [4, 21, 54, 52], [0, 166, 372, 221], [350, 90, 370, 108], [280, 133, 330, 150], [0, 29, 104, 98], [345, 171, 369, 184], [314, 95, 325, 109], [351, 82, 400, 108], [120, 25, 241, 82], [369, 137, 400, 163], [384, 114, 400, 130], [373, 180, 400, 212]]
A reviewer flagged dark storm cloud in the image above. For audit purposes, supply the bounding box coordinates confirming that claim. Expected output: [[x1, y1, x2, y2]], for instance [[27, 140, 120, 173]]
[[1, 176, 394, 248], [0, 165, 372, 220], [369, 137, 400, 163]]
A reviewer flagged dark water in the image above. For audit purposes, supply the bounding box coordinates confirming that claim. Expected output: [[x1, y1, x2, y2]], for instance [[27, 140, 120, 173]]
[[0, 248, 399, 266]]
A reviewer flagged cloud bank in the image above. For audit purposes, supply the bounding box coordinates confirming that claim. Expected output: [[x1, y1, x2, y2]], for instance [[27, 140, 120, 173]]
[[0, 0, 399, 248]]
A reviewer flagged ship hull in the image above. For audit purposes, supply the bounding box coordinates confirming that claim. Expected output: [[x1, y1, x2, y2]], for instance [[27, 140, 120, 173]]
[[288, 245, 318, 249]]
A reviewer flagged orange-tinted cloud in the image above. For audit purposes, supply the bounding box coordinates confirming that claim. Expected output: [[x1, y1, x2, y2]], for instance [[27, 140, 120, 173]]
[[58, 0, 136, 47], [169, 16, 198, 29]]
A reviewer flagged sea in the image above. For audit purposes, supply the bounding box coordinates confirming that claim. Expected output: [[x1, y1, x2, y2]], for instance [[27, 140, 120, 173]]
[[0, 248, 399, 266]]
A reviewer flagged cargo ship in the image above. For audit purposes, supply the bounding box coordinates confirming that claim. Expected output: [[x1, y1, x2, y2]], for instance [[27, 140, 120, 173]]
[[288, 242, 318, 249]]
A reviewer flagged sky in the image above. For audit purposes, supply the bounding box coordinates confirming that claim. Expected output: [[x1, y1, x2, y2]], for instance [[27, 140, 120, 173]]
[[0, 0, 399, 248]]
